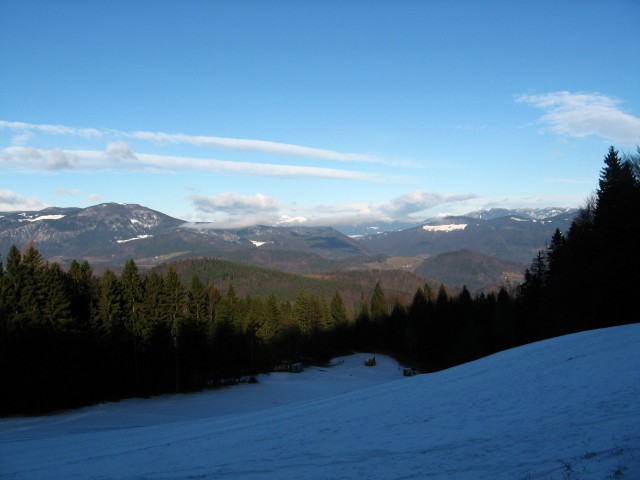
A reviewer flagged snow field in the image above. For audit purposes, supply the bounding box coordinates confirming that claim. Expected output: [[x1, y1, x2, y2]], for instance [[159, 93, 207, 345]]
[[1, 326, 639, 479]]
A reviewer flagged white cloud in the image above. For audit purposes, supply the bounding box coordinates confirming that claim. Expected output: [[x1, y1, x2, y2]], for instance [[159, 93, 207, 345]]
[[0, 146, 45, 167], [0, 190, 48, 211], [287, 190, 480, 226], [0, 146, 79, 170], [192, 193, 280, 214], [0, 120, 103, 138], [277, 215, 308, 225], [46, 149, 77, 170], [129, 131, 378, 163], [0, 146, 379, 180], [1, 120, 378, 163], [380, 190, 479, 217], [106, 142, 137, 162], [55, 188, 83, 196], [515, 91, 640, 146]]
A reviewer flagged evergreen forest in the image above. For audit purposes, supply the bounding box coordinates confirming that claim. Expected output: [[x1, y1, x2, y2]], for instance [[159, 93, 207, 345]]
[[1, 147, 638, 416]]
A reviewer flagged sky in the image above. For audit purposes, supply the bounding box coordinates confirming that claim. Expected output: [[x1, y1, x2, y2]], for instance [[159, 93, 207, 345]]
[[1, 0, 639, 228]]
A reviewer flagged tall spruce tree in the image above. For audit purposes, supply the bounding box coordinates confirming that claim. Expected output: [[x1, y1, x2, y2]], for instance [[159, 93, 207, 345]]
[[67, 259, 95, 331], [370, 281, 388, 323], [97, 269, 124, 336], [120, 259, 144, 391], [164, 267, 186, 391], [329, 291, 348, 329]]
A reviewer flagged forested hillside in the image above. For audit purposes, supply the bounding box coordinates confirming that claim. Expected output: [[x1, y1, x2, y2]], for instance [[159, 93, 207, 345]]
[[153, 257, 430, 310], [0, 147, 637, 416]]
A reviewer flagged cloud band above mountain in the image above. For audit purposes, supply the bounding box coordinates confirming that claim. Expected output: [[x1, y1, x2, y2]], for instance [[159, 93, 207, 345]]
[[189, 188, 482, 228]]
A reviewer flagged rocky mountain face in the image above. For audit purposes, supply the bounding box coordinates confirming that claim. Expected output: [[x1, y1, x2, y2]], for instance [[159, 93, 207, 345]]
[[0, 203, 184, 262]]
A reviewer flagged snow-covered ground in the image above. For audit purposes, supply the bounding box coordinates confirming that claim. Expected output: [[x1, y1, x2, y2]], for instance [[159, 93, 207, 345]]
[[1, 325, 639, 479]]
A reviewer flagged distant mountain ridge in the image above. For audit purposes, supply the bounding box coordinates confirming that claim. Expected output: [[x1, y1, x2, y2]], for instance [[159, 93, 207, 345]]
[[0, 203, 374, 271], [358, 209, 577, 264], [0, 203, 577, 290], [461, 207, 577, 221], [335, 207, 578, 236]]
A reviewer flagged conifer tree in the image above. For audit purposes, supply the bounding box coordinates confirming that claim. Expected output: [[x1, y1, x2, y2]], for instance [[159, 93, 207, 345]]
[[370, 281, 388, 323], [41, 262, 72, 331], [17, 244, 46, 331], [121, 259, 144, 337], [120, 259, 144, 390], [142, 271, 166, 338], [164, 266, 186, 391], [258, 293, 281, 343], [97, 269, 124, 336], [329, 291, 348, 329], [67, 259, 95, 331], [187, 274, 208, 325], [436, 284, 448, 308], [293, 289, 311, 335]]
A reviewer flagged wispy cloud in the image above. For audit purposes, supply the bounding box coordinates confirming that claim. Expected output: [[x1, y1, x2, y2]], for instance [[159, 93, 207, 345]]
[[0, 189, 47, 211], [0, 146, 379, 180], [0, 120, 378, 162], [192, 193, 280, 214], [189, 193, 284, 228], [0, 120, 103, 139], [54, 188, 83, 196], [379, 190, 479, 217], [128, 131, 377, 163], [515, 91, 640, 146]]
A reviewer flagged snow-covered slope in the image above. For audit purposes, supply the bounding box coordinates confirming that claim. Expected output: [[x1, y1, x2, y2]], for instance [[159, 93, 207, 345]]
[[1, 326, 639, 479]]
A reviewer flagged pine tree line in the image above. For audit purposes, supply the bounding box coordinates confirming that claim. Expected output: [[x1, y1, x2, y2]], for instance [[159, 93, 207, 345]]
[[517, 146, 640, 340]]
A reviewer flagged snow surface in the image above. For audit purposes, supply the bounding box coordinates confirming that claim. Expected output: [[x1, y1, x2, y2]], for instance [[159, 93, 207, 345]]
[[18, 214, 66, 222], [1, 326, 639, 479], [422, 223, 467, 232], [116, 234, 153, 244]]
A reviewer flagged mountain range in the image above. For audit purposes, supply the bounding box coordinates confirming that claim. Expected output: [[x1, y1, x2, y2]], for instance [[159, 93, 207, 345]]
[[0, 203, 577, 292], [358, 209, 576, 264]]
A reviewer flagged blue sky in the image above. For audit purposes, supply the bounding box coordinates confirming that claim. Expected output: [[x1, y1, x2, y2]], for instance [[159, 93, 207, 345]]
[[1, 0, 639, 227]]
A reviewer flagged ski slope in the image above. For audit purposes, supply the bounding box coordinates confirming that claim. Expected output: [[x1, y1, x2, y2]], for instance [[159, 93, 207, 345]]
[[1, 325, 639, 479]]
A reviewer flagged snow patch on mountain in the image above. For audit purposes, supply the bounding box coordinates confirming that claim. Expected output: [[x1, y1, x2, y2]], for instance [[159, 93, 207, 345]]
[[423, 223, 467, 232], [116, 234, 153, 243], [18, 214, 66, 222]]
